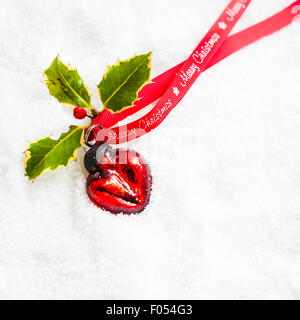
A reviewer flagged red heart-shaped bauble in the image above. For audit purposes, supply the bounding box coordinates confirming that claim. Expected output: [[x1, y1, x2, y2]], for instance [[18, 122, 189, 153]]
[[86, 148, 152, 214]]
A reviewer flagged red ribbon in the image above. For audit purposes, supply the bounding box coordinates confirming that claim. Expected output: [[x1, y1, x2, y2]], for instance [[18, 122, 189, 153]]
[[93, 0, 300, 144]]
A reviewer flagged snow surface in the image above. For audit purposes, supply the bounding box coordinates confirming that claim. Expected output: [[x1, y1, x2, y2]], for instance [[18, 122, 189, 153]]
[[0, 0, 300, 300]]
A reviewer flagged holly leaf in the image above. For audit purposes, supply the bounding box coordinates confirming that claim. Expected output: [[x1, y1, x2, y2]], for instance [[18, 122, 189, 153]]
[[44, 56, 91, 109], [97, 52, 152, 113], [24, 125, 84, 181]]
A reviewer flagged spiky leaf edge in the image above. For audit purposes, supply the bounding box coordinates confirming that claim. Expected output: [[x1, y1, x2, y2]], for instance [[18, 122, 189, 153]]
[[23, 125, 85, 181], [98, 52, 152, 113], [43, 55, 93, 110]]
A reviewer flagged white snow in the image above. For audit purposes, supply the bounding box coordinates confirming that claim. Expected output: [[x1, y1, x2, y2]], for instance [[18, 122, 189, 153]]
[[0, 0, 300, 299]]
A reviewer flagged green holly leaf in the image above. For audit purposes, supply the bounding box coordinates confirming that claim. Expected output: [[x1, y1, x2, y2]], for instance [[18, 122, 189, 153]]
[[97, 52, 152, 113], [24, 125, 84, 181], [44, 56, 92, 109]]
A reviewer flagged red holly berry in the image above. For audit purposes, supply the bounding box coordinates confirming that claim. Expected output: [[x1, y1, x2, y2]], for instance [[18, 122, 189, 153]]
[[73, 107, 87, 119]]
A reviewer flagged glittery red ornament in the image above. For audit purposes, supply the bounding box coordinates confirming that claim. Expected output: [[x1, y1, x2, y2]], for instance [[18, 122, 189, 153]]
[[86, 144, 151, 214]]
